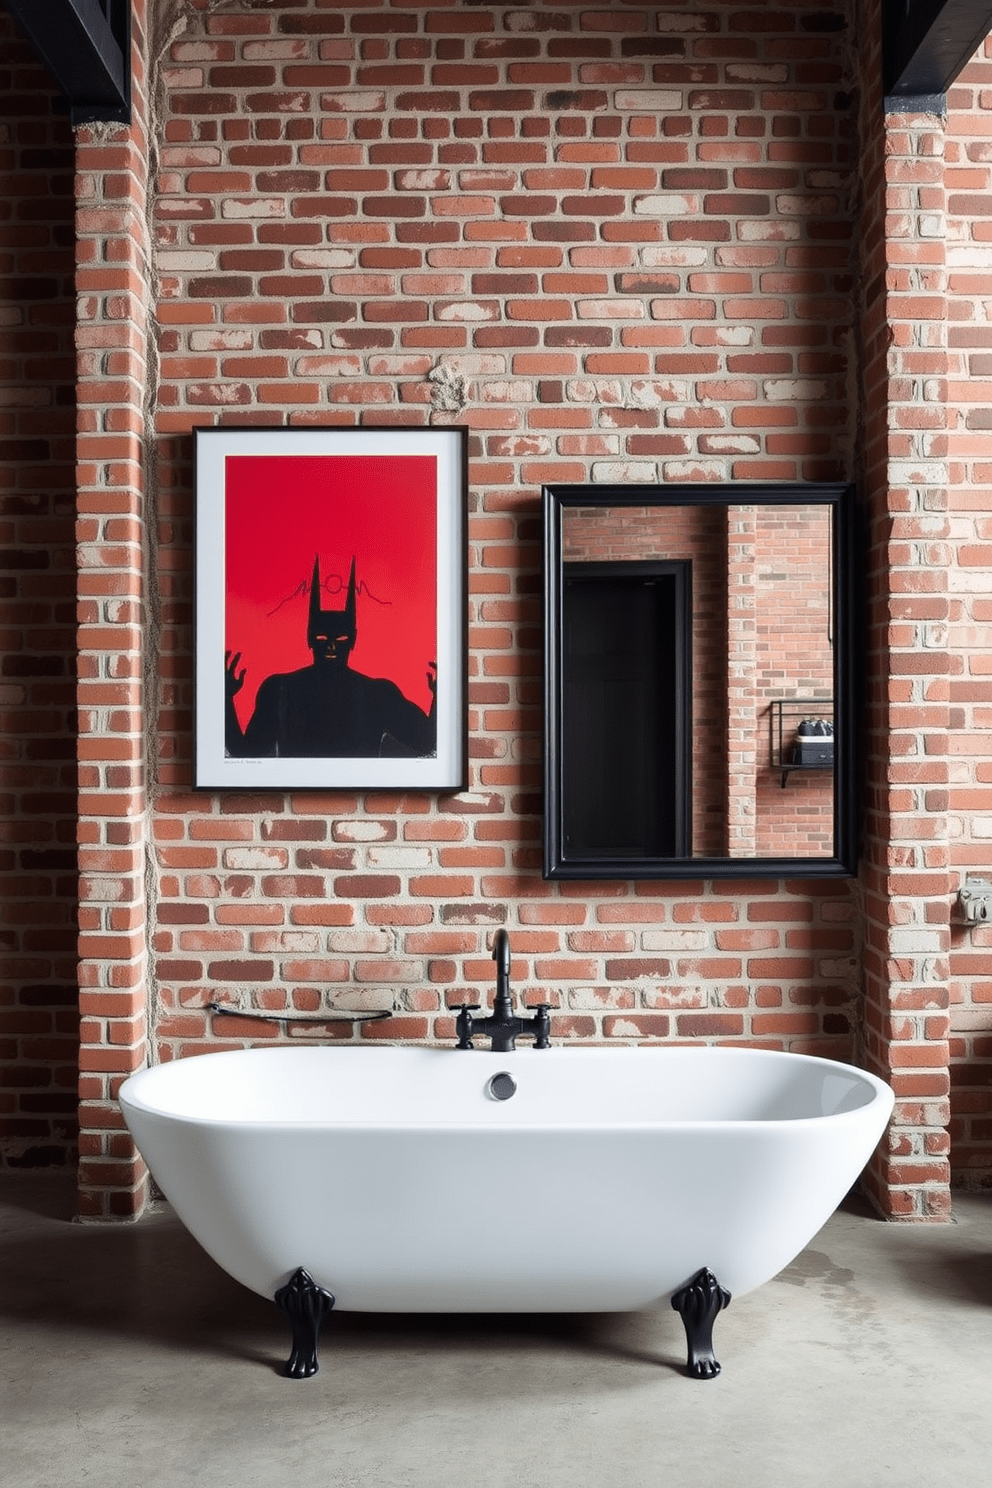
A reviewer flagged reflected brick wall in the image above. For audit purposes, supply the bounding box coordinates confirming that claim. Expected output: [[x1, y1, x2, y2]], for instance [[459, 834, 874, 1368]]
[[562, 502, 728, 855], [753, 505, 833, 857]]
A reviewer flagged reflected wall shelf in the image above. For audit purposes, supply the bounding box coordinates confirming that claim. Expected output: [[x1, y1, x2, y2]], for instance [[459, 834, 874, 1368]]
[[771, 697, 835, 788]]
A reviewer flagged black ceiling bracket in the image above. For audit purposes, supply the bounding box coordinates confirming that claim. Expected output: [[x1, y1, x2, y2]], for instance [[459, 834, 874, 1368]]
[[884, 0, 992, 105], [883, 91, 948, 112], [2, 0, 131, 126]]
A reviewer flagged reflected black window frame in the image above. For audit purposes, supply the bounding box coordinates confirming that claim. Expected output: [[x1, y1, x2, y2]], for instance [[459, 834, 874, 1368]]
[[542, 481, 859, 881]]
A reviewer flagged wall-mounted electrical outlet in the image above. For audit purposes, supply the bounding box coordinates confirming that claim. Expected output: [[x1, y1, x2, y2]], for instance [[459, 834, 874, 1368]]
[[957, 877, 992, 925]]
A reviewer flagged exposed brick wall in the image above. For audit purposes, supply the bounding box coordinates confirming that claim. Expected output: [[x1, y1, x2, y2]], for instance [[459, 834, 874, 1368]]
[[75, 0, 153, 1217], [0, 13, 79, 1169], [944, 38, 992, 1188], [63, 0, 990, 1219], [133, 0, 864, 1134], [857, 0, 953, 1218]]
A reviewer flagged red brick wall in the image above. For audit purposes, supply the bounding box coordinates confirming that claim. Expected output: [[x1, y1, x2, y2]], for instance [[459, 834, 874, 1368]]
[[134, 0, 863, 1127], [0, 13, 79, 1169], [944, 38, 992, 1188], [75, 0, 153, 1217], [66, 0, 978, 1219], [858, 1, 953, 1218]]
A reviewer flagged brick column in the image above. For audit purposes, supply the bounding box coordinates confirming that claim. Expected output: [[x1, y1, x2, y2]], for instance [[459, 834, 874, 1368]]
[[859, 5, 952, 1218], [75, 1, 152, 1218]]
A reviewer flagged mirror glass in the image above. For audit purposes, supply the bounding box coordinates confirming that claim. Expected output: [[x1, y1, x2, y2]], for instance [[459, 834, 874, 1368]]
[[543, 483, 857, 880]]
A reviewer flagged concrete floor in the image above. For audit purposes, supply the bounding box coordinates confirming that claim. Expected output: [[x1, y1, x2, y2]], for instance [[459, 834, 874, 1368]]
[[2, 1174, 991, 1488]]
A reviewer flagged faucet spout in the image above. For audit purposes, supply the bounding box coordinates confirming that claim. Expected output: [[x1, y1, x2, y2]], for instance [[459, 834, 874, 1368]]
[[492, 927, 511, 1011]]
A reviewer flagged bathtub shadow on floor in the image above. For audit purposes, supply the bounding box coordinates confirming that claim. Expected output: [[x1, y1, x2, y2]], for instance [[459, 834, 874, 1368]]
[[0, 1183, 682, 1384], [10, 1177, 987, 1397]]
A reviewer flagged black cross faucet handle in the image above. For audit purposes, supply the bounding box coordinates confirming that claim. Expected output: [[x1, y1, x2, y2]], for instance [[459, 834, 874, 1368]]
[[455, 1003, 480, 1050]]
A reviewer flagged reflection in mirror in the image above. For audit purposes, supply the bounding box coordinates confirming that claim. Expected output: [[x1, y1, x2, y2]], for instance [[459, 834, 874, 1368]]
[[543, 484, 856, 881]]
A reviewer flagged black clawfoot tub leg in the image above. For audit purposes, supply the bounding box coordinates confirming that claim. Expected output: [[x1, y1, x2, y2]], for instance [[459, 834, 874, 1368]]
[[671, 1268, 732, 1380], [274, 1267, 335, 1379]]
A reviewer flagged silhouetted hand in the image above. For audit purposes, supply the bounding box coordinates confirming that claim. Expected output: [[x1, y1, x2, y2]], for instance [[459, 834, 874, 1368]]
[[225, 650, 246, 698]]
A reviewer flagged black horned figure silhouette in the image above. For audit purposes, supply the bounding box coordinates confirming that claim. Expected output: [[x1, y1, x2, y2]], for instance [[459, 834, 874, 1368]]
[[226, 555, 437, 760]]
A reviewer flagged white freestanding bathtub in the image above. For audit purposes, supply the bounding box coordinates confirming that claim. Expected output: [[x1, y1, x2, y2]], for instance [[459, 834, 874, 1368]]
[[119, 1045, 893, 1378]]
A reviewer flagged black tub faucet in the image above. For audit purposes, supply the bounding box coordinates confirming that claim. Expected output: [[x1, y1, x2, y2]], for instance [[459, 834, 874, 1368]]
[[455, 929, 551, 1053]]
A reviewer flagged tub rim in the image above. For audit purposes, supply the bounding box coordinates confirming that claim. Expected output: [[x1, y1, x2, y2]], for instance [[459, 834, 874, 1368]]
[[118, 1043, 895, 1133]]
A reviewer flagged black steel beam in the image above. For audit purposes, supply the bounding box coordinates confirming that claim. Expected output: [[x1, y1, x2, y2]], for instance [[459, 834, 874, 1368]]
[[884, 0, 992, 101], [3, 0, 130, 125]]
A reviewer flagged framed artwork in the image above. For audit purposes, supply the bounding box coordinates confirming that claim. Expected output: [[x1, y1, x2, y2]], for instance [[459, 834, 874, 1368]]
[[194, 425, 467, 791]]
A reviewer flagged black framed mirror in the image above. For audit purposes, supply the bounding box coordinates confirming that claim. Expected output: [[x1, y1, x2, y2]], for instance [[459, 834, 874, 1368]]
[[543, 482, 858, 880]]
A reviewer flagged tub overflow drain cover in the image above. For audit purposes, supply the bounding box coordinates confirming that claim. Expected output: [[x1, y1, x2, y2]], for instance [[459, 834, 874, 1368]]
[[488, 1071, 517, 1101]]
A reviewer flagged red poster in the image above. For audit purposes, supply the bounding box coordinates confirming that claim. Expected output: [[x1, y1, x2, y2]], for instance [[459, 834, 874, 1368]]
[[225, 453, 438, 730], [195, 426, 465, 792]]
